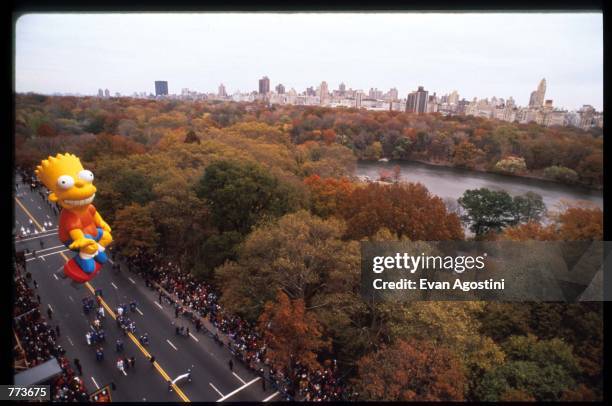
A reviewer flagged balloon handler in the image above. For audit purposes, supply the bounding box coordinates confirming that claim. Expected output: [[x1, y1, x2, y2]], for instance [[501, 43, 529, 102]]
[[35, 153, 112, 283]]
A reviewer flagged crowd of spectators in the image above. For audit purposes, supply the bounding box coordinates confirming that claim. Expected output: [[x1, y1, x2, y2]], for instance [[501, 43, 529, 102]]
[[122, 249, 352, 401], [13, 261, 90, 402], [52, 357, 89, 402]]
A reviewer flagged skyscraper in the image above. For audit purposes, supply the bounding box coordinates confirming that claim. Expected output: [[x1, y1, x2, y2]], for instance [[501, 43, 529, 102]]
[[155, 81, 169, 96], [97, 88, 104, 97], [319, 81, 329, 105], [339, 82, 346, 95], [259, 76, 270, 94], [218, 84, 227, 97], [275, 84, 285, 94], [406, 86, 429, 113], [104, 89, 110, 98], [529, 78, 546, 108]]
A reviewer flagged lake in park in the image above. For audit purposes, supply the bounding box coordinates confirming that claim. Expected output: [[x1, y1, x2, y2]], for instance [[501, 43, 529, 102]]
[[355, 160, 603, 210]]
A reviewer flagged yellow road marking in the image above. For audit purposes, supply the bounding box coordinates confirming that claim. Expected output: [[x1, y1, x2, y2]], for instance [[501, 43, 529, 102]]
[[15, 197, 190, 402]]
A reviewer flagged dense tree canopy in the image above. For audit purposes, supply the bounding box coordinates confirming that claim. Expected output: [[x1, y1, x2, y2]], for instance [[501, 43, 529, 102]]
[[195, 159, 301, 234], [354, 339, 466, 401], [15, 94, 603, 401], [341, 182, 464, 240]]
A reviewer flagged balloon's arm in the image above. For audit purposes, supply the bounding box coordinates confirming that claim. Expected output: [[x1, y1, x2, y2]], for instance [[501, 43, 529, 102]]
[[93, 211, 111, 233], [68, 229, 98, 252]]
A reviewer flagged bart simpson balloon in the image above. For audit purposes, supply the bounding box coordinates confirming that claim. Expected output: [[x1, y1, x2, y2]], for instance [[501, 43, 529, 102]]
[[35, 153, 113, 283]]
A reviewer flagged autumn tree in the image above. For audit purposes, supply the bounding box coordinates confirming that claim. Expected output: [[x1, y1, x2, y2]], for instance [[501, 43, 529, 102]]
[[501, 221, 556, 241], [216, 210, 357, 321], [353, 339, 466, 401], [576, 153, 602, 187], [388, 301, 505, 398], [113, 202, 160, 259], [556, 207, 603, 241], [303, 175, 355, 218], [80, 133, 146, 161], [87, 155, 165, 225], [452, 141, 483, 169], [342, 182, 464, 240], [148, 174, 213, 272], [493, 156, 527, 174], [258, 290, 330, 377], [36, 122, 57, 137]]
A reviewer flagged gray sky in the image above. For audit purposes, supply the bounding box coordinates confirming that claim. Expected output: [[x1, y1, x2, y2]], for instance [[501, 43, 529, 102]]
[[15, 13, 603, 110]]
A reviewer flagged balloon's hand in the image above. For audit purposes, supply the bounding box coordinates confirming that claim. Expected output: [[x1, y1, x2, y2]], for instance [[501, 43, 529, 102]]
[[100, 221, 111, 233], [69, 238, 98, 255]]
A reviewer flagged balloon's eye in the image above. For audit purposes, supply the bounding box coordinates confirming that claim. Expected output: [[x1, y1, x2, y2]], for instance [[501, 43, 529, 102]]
[[78, 169, 94, 182], [57, 175, 75, 190]]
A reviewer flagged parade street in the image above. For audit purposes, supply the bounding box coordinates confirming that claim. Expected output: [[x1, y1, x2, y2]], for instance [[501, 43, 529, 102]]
[[14, 181, 280, 402]]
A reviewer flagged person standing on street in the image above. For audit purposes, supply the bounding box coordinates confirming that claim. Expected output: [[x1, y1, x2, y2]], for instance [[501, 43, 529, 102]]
[[228, 359, 233, 372], [47, 307, 53, 320], [55, 325, 60, 337], [149, 355, 156, 366], [74, 359, 83, 376]]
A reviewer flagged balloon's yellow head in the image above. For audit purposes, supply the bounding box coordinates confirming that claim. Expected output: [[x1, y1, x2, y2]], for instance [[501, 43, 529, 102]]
[[35, 153, 97, 209]]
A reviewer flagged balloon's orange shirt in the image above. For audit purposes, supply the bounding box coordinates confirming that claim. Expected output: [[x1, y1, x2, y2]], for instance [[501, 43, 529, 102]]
[[59, 204, 98, 242]]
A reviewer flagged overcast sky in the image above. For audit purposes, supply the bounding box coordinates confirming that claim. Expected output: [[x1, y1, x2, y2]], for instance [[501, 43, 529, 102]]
[[15, 13, 603, 110]]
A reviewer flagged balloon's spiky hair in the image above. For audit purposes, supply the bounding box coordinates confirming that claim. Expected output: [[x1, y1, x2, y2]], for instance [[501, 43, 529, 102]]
[[35, 153, 81, 188]]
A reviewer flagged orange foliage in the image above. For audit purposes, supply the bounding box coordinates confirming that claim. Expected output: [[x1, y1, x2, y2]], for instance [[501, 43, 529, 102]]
[[303, 175, 355, 218], [81, 133, 146, 161], [501, 221, 556, 241], [341, 182, 464, 240], [258, 290, 330, 375], [557, 207, 603, 241], [501, 207, 602, 241], [321, 129, 336, 145], [355, 339, 466, 401]]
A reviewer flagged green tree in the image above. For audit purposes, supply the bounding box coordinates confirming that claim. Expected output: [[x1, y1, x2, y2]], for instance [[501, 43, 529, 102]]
[[458, 188, 516, 236], [543, 165, 579, 184], [474, 334, 580, 401], [195, 159, 299, 234], [512, 191, 546, 224]]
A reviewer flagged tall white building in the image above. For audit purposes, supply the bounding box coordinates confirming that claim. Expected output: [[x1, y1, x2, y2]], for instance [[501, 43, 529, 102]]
[[528, 78, 546, 108]]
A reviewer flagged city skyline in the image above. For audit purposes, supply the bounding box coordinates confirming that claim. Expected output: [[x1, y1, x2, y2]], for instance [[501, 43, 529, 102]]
[[15, 13, 603, 110]]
